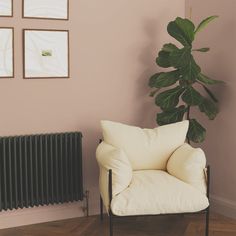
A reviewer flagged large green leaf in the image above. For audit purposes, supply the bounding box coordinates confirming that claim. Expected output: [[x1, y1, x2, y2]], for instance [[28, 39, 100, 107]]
[[155, 86, 185, 110], [180, 55, 201, 81], [199, 99, 218, 120], [182, 86, 204, 106], [197, 73, 225, 85], [167, 17, 195, 46], [195, 16, 219, 34], [149, 71, 179, 88], [169, 47, 191, 68], [156, 105, 187, 126], [187, 119, 206, 143], [176, 17, 195, 44], [156, 50, 171, 68], [193, 48, 210, 52], [202, 85, 218, 103], [162, 43, 179, 52], [149, 73, 162, 88]]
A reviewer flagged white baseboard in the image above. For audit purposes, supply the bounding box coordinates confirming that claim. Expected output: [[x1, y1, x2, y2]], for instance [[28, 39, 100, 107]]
[[210, 195, 236, 219], [0, 186, 100, 230], [0, 202, 85, 229], [1, 195, 235, 230]]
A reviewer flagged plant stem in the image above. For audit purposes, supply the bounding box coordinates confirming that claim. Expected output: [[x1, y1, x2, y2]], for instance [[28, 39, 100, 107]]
[[187, 106, 191, 144], [187, 105, 191, 120]]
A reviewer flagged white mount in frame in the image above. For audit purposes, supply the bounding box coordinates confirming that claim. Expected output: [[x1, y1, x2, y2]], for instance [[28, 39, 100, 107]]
[[0, 0, 13, 17], [23, 0, 69, 20], [0, 28, 14, 78], [23, 29, 69, 79]]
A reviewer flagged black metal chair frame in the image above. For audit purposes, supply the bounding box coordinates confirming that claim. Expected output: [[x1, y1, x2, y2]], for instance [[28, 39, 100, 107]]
[[100, 166, 210, 236]]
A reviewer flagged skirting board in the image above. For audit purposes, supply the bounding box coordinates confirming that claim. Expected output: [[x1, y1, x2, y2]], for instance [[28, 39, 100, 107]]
[[0, 198, 99, 230], [210, 195, 236, 219], [0, 187, 100, 229], [1, 195, 235, 229], [0, 202, 84, 229]]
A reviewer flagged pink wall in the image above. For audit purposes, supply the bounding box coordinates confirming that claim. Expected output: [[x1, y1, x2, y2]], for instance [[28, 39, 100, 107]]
[[0, 0, 185, 228], [186, 0, 236, 218]]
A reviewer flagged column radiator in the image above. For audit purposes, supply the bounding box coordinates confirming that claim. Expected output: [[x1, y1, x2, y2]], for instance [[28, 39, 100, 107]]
[[0, 132, 83, 211]]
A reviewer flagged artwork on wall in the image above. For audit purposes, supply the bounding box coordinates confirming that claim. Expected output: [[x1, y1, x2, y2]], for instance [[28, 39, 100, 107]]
[[23, 0, 69, 20], [0, 27, 14, 78], [0, 0, 13, 17], [23, 29, 69, 79]]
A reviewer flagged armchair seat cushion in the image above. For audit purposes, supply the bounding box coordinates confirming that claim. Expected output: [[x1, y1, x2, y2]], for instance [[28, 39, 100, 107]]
[[111, 170, 209, 216]]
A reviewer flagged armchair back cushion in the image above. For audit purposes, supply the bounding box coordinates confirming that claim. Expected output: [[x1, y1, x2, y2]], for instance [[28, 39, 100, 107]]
[[101, 120, 189, 170]]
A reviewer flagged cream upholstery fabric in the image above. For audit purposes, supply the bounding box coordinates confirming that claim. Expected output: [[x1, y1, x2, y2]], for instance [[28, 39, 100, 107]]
[[101, 120, 189, 170], [96, 120, 209, 216], [96, 142, 132, 211], [167, 144, 207, 194], [111, 170, 209, 216]]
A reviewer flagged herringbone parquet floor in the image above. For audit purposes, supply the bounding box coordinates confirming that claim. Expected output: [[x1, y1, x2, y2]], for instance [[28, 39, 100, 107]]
[[0, 213, 235, 236]]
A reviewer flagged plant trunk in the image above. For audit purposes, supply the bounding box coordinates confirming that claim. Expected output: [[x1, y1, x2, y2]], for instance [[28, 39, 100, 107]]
[[187, 106, 191, 144]]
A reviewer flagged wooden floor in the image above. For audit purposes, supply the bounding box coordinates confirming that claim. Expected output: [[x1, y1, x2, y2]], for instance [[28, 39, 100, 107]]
[[0, 213, 236, 236]]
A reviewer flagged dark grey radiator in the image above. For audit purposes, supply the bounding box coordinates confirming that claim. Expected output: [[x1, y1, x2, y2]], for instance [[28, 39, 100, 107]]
[[0, 132, 83, 211]]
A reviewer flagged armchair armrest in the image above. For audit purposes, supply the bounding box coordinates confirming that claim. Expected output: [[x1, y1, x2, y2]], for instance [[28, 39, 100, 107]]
[[167, 143, 207, 194], [96, 142, 132, 211]]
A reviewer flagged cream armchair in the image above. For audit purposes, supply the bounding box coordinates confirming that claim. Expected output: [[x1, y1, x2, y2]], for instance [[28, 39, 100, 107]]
[[96, 120, 210, 236]]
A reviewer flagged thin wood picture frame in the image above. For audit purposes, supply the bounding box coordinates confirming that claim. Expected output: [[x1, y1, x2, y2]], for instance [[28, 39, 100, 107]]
[[0, 0, 13, 17], [22, 0, 69, 21], [0, 27, 14, 79], [23, 29, 70, 79]]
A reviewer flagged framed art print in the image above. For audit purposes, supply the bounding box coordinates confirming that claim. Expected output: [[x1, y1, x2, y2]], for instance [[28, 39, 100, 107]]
[[23, 29, 69, 79], [0, 27, 14, 78], [0, 0, 13, 17], [23, 0, 69, 20]]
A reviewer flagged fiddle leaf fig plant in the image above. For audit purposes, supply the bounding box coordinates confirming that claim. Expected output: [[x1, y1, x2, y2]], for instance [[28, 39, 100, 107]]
[[149, 16, 224, 143]]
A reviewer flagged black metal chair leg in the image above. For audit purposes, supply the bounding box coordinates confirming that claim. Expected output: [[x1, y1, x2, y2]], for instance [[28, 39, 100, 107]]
[[100, 196, 104, 221], [108, 170, 114, 236], [109, 213, 113, 236], [205, 207, 210, 236]]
